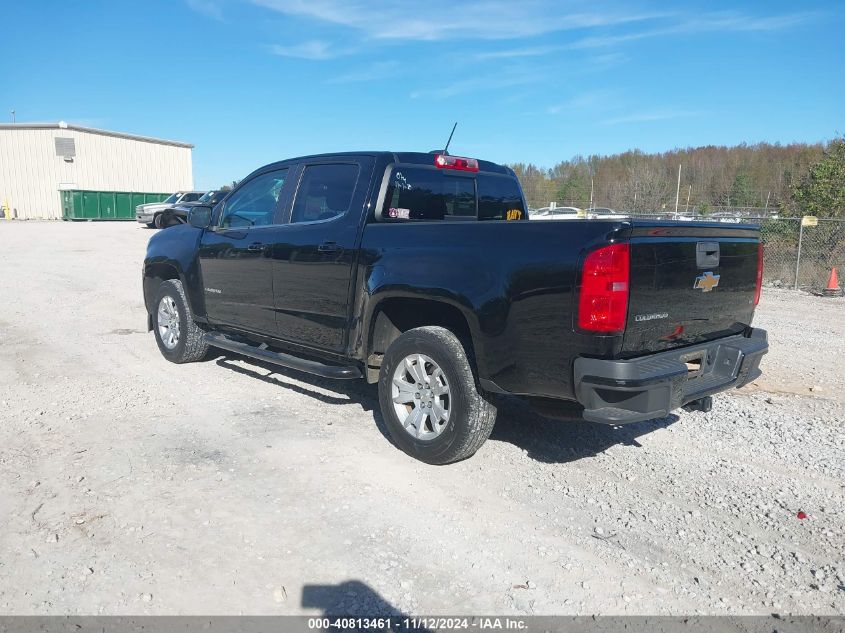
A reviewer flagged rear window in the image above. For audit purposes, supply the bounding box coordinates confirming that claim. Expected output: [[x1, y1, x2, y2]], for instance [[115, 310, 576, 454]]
[[477, 174, 525, 221], [384, 168, 474, 221], [382, 167, 524, 221]]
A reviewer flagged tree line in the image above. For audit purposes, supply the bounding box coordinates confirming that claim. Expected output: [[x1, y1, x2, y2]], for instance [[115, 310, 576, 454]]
[[510, 138, 845, 217]]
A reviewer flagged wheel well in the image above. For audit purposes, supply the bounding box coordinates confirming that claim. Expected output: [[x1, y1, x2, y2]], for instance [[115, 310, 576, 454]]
[[143, 263, 180, 329], [366, 298, 473, 383]]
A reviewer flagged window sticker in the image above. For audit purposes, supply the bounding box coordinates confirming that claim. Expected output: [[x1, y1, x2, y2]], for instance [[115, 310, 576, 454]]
[[506, 209, 523, 221], [393, 172, 412, 191], [388, 207, 411, 220]]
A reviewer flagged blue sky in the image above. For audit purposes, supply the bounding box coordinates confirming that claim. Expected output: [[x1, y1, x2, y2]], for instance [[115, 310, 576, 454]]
[[2, 0, 842, 189]]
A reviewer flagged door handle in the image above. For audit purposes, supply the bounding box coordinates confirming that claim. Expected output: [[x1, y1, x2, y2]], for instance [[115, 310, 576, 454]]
[[318, 241, 341, 253], [247, 242, 267, 252]]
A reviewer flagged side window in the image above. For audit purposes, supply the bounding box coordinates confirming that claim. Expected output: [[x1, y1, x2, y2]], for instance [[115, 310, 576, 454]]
[[477, 174, 526, 221], [290, 164, 359, 224], [182, 193, 201, 203], [383, 168, 475, 221], [220, 169, 288, 228]]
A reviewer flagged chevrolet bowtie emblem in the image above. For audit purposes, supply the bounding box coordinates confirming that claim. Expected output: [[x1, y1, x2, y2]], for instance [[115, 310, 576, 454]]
[[694, 271, 720, 292]]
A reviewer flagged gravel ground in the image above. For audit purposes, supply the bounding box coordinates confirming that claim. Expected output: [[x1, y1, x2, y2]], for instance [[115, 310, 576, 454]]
[[0, 221, 842, 615]]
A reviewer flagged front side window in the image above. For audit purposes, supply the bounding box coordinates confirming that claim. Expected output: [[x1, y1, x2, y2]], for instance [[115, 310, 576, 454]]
[[181, 192, 201, 203], [290, 164, 360, 224], [477, 174, 525, 221], [220, 169, 288, 228], [383, 168, 475, 221]]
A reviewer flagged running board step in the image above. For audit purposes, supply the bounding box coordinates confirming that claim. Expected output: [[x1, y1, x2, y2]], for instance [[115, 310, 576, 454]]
[[204, 332, 361, 380]]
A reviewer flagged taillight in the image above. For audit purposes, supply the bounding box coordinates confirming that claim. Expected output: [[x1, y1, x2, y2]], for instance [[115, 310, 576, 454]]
[[434, 154, 479, 172], [754, 241, 763, 306], [578, 243, 630, 333]]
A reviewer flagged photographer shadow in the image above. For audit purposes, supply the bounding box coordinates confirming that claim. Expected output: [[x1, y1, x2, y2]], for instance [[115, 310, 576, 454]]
[[301, 579, 409, 618]]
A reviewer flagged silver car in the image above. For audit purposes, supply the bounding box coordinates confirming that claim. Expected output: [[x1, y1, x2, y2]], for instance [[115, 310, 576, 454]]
[[529, 206, 584, 220], [136, 191, 204, 228], [585, 207, 630, 220]]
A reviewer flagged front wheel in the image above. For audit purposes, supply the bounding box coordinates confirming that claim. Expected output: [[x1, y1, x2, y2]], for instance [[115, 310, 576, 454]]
[[152, 279, 209, 363], [378, 326, 497, 464]]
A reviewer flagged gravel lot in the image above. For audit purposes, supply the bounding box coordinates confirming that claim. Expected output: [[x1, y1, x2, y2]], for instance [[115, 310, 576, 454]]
[[0, 221, 842, 615]]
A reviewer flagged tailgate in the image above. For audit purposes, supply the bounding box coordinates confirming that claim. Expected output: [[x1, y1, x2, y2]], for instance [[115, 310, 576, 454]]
[[622, 222, 760, 355]]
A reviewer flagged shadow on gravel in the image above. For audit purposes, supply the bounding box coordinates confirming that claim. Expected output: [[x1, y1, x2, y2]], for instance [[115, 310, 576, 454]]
[[302, 579, 413, 618], [213, 354, 392, 439], [213, 352, 678, 464], [490, 396, 679, 464]]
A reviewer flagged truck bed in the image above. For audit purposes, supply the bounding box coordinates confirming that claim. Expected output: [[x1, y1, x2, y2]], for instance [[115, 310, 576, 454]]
[[358, 217, 762, 400]]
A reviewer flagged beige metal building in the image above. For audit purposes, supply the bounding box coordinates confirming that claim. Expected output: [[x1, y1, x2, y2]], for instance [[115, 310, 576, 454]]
[[0, 122, 193, 219]]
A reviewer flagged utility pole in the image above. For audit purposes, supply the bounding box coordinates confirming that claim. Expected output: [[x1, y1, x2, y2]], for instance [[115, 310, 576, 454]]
[[674, 164, 682, 214], [589, 177, 594, 209], [685, 185, 691, 213]]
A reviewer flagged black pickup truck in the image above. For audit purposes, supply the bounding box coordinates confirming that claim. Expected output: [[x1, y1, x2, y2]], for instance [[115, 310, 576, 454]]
[[143, 151, 768, 464]]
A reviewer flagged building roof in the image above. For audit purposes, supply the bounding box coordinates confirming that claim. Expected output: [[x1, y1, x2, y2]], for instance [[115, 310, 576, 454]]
[[0, 122, 193, 148]]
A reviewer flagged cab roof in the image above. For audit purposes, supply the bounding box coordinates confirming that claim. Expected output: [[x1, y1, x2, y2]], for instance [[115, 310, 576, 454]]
[[258, 151, 513, 176]]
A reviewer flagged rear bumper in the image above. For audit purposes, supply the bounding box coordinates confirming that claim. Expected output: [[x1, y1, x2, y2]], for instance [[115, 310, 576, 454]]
[[574, 328, 768, 424]]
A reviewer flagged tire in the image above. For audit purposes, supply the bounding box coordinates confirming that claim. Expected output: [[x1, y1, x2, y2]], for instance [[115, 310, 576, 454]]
[[152, 279, 209, 363], [153, 213, 165, 229], [145, 222, 155, 229], [378, 326, 497, 464]]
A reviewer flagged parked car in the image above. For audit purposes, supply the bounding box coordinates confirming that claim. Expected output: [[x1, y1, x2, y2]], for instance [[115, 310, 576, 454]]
[[142, 151, 768, 464], [136, 191, 204, 228], [157, 189, 229, 228], [666, 212, 696, 222], [530, 206, 583, 220], [585, 207, 630, 220], [710, 212, 743, 224]]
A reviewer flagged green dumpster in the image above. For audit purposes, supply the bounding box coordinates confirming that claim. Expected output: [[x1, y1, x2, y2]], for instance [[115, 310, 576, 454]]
[[61, 190, 171, 221]]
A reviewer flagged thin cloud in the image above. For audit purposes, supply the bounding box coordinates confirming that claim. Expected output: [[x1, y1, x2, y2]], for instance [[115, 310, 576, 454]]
[[601, 110, 705, 126], [185, 0, 225, 20], [269, 40, 346, 60], [547, 90, 615, 114], [410, 71, 539, 100], [474, 46, 560, 61], [683, 11, 817, 32], [568, 29, 666, 49], [567, 11, 817, 49], [328, 61, 400, 83], [251, 0, 666, 41]]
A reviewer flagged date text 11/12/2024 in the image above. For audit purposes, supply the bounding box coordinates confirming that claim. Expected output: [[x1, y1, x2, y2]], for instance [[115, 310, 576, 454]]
[[307, 617, 528, 630]]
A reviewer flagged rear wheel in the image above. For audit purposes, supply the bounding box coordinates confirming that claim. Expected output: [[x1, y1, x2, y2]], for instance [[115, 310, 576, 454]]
[[152, 279, 209, 363], [378, 326, 496, 464]]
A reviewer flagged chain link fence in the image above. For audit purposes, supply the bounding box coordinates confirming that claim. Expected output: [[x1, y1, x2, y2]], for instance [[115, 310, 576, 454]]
[[759, 217, 845, 291]]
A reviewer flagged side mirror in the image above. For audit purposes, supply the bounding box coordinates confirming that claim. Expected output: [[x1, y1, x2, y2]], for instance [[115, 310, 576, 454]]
[[188, 205, 213, 229]]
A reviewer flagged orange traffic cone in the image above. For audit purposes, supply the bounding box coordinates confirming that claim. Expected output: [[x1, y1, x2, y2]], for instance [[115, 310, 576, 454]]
[[823, 267, 843, 297]]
